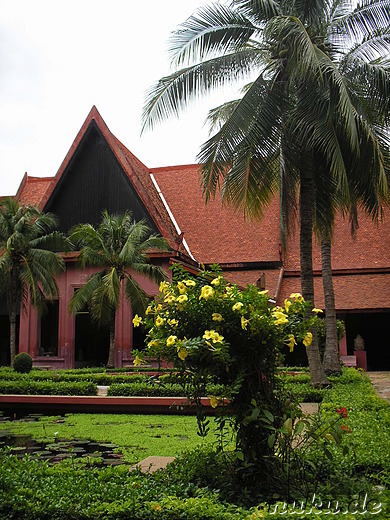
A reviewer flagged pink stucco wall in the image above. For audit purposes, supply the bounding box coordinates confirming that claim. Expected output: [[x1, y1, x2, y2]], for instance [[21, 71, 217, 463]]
[[19, 258, 172, 369]]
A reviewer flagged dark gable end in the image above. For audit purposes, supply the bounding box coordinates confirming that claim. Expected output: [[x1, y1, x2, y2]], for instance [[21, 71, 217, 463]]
[[44, 121, 159, 234]]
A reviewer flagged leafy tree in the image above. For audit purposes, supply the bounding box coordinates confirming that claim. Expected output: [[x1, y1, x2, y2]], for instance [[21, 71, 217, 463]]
[[143, 0, 390, 385], [0, 198, 67, 365], [68, 211, 169, 367]]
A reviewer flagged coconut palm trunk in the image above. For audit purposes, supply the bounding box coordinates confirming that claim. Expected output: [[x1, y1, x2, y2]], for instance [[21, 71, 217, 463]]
[[106, 307, 116, 368], [7, 267, 21, 366], [300, 167, 329, 386], [321, 239, 341, 374]]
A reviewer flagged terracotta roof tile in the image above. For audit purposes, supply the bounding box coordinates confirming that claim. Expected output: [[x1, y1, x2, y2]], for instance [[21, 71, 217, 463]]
[[151, 165, 282, 264], [16, 173, 54, 206], [279, 271, 390, 310]]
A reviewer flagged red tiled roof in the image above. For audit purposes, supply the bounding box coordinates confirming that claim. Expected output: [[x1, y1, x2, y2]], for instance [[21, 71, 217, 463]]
[[12, 106, 390, 313], [16, 173, 54, 206], [283, 208, 390, 271], [279, 271, 390, 310], [151, 164, 282, 264]]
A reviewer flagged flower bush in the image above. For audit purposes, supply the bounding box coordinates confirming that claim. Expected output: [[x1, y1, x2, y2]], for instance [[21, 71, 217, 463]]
[[140, 265, 317, 464]]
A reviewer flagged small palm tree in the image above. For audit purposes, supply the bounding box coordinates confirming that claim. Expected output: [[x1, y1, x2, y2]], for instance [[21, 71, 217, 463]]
[[68, 211, 169, 367], [0, 198, 67, 365]]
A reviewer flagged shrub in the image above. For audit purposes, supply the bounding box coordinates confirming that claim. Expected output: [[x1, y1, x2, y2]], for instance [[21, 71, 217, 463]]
[[12, 353, 33, 373], [141, 264, 316, 465], [0, 379, 97, 396]]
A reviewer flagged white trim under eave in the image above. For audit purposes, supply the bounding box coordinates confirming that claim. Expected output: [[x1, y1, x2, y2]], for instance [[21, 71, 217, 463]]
[[149, 173, 196, 262]]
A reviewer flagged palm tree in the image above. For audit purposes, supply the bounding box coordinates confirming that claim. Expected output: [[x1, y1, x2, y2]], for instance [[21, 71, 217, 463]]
[[68, 211, 169, 367], [142, 0, 390, 385], [0, 198, 67, 365]]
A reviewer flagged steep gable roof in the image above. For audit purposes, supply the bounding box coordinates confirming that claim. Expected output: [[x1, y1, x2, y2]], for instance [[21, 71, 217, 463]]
[[37, 106, 181, 250]]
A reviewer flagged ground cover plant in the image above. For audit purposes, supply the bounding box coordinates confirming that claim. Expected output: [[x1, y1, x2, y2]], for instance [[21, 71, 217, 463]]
[[0, 413, 216, 464], [0, 368, 389, 518]]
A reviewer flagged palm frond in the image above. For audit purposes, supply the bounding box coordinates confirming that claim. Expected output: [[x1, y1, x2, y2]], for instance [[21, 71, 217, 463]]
[[124, 275, 149, 315], [169, 2, 257, 66], [68, 273, 104, 314], [142, 48, 260, 132]]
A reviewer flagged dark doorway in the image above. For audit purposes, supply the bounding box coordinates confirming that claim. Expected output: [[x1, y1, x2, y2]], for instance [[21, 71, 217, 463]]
[[74, 312, 109, 367], [345, 311, 390, 371], [40, 301, 59, 356]]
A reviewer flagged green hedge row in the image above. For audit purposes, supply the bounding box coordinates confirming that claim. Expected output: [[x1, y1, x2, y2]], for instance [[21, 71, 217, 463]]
[[0, 367, 180, 386], [107, 382, 228, 398], [0, 380, 97, 396]]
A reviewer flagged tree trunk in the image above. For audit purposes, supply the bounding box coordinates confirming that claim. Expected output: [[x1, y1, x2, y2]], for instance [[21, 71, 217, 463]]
[[106, 308, 116, 368], [299, 166, 329, 387], [7, 268, 20, 366], [321, 239, 341, 374]]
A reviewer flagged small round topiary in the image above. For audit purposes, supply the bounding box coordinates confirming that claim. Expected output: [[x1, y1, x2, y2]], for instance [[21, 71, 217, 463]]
[[13, 352, 33, 374]]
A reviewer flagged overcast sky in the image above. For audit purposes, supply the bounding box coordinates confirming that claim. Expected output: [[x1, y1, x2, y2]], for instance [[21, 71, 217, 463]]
[[0, 0, 234, 196]]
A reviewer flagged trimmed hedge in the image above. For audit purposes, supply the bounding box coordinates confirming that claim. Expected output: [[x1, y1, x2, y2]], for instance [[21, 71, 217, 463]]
[[108, 382, 185, 397], [107, 382, 228, 398], [0, 380, 97, 396]]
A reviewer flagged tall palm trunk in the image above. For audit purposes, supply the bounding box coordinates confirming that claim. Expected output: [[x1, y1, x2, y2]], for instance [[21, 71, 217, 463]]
[[7, 267, 20, 366], [299, 166, 329, 387], [107, 308, 116, 368], [321, 239, 341, 374]]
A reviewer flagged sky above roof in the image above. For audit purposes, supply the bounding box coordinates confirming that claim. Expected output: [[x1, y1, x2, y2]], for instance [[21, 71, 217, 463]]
[[0, 0, 235, 196]]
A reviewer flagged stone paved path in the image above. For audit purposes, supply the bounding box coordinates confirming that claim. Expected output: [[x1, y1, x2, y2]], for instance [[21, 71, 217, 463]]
[[366, 372, 390, 404]]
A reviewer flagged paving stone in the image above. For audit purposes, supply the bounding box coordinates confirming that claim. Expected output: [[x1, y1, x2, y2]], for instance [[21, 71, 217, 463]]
[[129, 456, 175, 474]]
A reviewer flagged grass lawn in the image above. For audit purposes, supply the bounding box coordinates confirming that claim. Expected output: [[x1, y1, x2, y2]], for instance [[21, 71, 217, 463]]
[[0, 413, 216, 463]]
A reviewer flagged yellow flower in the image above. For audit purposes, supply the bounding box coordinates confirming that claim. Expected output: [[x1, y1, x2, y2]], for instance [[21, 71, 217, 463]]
[[303, 331, 313, 347], [150, 503, 162, 512], [148, 340, 158, 349], [164, 294, 176, 304], [284, 299, 292, 313], [209, 396, 218, 409], [241, 316, 249, 330], [199, 285, 215, 300], [184, 279, 196, 287], [212, 313, 223, 322], [177, 346, 188, 360], [290, 292, 304, 303], [272, 311, 289, 325], [156, 304, 162, 312], [203, 330, 224, 343], [132, 315, 142, 327], [211, 276, 222, 286], [259, 290, 269, 295], [133, 355, 142, 367], [168, 318, 178, 328], [177, 294, 188, 304], [159, 281, 169, 294], [232, 302, 243, 312], [286, 334, 296, 352], [272, 310, 288, 320], [166, 335, 177, 347], [145, 305, 153, 316], [312, 307, 323, 314], [177, 281, 186, 294], [155, 316, 165, 327]]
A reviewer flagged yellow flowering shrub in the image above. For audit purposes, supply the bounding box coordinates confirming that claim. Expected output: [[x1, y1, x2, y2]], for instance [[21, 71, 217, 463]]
[[143, 265, 316, 464]]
